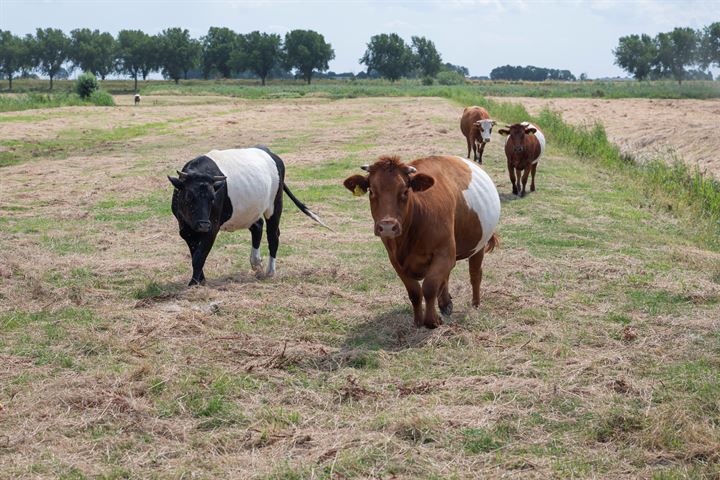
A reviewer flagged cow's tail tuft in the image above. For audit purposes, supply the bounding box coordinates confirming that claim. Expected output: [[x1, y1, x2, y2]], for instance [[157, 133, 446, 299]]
[[283, 183, 333, 231], [484, 233, 500, 253]]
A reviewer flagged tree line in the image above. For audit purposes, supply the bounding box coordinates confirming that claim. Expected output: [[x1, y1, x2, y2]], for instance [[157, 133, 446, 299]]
[[613, 23, 720, 84], [490, 65, 576, 81], [0, 28, 475, 90], [0, 27, 335, 90]]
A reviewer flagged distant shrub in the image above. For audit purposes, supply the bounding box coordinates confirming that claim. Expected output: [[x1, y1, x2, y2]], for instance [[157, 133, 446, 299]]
[[437, 70, 465, 85], [88, 89, 115, 106], [421, 76, 434, 86], [75, 73, 99, 99]]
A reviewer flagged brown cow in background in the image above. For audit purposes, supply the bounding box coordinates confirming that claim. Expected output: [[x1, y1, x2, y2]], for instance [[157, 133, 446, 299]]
[[460, 106, 496, 164], [344, 155, 500, 328], [499, 122, 546, 197]]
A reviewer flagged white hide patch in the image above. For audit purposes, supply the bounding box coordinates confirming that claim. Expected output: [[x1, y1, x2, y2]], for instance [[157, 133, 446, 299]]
[[459, 158, 501, 254], [206, 148, 280, 232], [521, 121, 546, 158]]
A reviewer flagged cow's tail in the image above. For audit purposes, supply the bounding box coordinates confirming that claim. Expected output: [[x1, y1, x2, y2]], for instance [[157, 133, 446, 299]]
[[283, 183, 333, 231], [484, 233, 500, 253]]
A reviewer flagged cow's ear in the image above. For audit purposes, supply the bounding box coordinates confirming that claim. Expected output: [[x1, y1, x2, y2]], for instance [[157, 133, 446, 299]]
[[525, 127, 537, 135], [409, 173, 434, 192], [498, 129, 510, 136], [343, 174, 369, 196], [168, 175, 184, 190]]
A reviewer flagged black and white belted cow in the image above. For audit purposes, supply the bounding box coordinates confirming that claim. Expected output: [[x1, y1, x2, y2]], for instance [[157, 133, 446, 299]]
[[134, 94, 141, 105], [168, 146, 329, 286]]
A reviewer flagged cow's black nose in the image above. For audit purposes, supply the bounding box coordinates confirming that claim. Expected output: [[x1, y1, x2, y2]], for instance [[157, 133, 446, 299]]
[[196, 221, 211, 232]]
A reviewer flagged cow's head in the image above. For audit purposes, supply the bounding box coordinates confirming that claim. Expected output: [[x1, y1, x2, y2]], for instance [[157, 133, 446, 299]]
[[474, 118, 497, 143], [499, 123, 537, 154], [168, 170, 226, 233], [343, 156, 434, 238]]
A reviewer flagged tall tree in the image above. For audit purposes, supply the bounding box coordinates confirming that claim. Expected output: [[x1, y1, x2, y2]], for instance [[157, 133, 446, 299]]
[[233, 31, 282, 86], [613, 34, 656, 80], [116, 29, 150, 91], [158, 28, 199, 83], [69, 29, 116, 80], [33, 28, 70, 90], [201, 27, 237, 79], [283, 29, 334, 84], [0, 30, 29, 90], [411, 36, 442, 78], [654, 28, 698, 84], [360, 33, 415, 82], [699, 22, 720, 70]]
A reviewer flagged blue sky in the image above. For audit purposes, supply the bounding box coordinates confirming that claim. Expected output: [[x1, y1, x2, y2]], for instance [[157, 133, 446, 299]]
[[1, 0, 716, 78]]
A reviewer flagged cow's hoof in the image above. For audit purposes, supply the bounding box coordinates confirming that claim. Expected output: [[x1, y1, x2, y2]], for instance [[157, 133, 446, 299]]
[[520, 191, 525, 198], [439, 301, 453, 316], [188, 278, 205, 287], [424, 318, 442, 329], [531, 186, 536, 192]]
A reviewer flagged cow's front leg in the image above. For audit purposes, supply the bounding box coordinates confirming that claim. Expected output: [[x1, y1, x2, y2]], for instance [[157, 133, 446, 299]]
[[189, 231, 217, 286], [438, 275, 453, 316], [422, 253, 455, 328], [520, 167, 531, 197], [508, 163, 518, 195], [398, 273, 424, 327], [476, 142, 486, 164], [248, 218, 264, 271], [515, 168, 524, 197]]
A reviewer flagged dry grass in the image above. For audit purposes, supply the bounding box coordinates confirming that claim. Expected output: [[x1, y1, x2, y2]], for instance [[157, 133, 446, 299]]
[[1, 95, 719, 479]]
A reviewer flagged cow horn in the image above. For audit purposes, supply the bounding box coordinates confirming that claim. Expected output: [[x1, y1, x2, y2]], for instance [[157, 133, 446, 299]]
[[405, 166, 417, 174], [360, 165, 370, 172], [177, 170, 188, 179], [213, 175, 226, 181]]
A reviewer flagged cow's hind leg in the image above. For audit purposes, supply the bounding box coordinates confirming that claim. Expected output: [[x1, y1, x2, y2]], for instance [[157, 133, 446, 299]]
[[249, 218, 264, 271], [469, 249, 485, 307], [264, 208, 282, 278]]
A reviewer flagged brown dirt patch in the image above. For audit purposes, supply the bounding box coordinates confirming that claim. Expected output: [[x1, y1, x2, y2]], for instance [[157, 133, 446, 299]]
[[488, 96, 720, 176]]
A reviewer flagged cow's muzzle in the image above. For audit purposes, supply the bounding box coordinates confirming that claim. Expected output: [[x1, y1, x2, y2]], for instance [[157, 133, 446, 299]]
[[195, 220, 212, 233], [375, 219, 401, 238], [513, 146, 525, 153]]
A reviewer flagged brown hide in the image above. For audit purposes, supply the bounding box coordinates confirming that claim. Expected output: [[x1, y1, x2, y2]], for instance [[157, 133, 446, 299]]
[[501, 123, 543, 197], [344, 155, 498, 328], [460, 106, 491, 162]]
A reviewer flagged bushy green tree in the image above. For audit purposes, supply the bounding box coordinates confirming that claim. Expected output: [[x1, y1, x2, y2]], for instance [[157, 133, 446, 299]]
[[360, 33, 414, 82], [75, 71, 98, 98], [158, 28, 200, 83], [699, 22, 720, 70], [69, 29, 116, 80], [0, 30, 30, 90], [201, 27, 237, 79], [411, 36, 442, 78], [233, 31, 282, 86], [653, 28, 698, 84], [283, 29, 334, 84], [613, 34, 656, 80], [116, 29, 151, 91], [33, 28, 70, 90]]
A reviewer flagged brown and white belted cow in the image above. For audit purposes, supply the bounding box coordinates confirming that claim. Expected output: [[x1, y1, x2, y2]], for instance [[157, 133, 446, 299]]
[[499, 122, 546, 197], [344, 155, 500, 328], [460, 106, 496, 164]]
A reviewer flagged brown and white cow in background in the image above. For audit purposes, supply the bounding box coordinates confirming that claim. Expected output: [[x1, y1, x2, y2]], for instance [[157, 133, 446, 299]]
[[344, 155, 500, 328], [460, 106, 496, 164], [499, 122, 545, 197]]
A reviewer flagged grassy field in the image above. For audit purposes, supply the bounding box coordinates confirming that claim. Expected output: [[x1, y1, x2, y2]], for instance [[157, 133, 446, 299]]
[[1, 94, 719, 479], [3, 78, 720, 101]]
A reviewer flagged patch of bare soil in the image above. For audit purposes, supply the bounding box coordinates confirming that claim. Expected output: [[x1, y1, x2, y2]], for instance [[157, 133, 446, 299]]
[[488, 96, 720, 176]]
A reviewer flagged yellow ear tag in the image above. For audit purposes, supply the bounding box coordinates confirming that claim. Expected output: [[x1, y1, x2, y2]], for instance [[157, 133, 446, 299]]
[[353, 185, 366, 197]]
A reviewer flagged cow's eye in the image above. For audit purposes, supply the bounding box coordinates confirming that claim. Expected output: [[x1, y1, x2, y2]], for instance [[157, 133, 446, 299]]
[[400, 189, 409, 201]]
